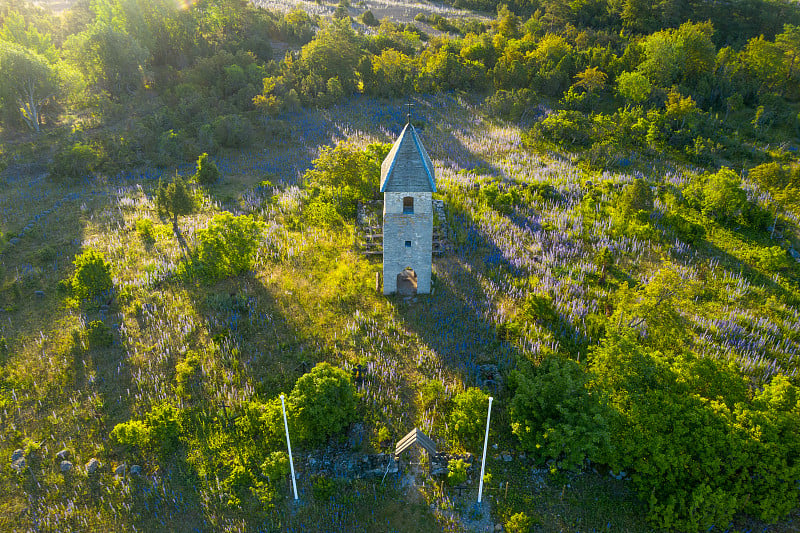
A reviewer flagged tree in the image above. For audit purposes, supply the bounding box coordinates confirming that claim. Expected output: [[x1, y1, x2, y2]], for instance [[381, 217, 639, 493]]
[[156, 176, 195, 227], [71, 248, 113, 300], [0, 41, 58, 132], [193, 212, 265, 280], [620, 178, 654, 220], [616, 71, 651, 105], [702, 167, 747, 223], [66, 22, 147, 99], [572, 66, 607, 94], [509, 357, 609, 470], [449, 387, 489, 452], [195, 152, 220, 186], [287, 362, 358, 444]]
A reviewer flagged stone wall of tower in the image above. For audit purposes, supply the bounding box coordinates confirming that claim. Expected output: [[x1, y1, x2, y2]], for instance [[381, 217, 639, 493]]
[[383, 191, 432, 295]]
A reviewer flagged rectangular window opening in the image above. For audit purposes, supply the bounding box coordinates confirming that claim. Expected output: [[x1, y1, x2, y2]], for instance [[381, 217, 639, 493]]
[[405, 241, 412, 248], [403, 196, 414, 214]]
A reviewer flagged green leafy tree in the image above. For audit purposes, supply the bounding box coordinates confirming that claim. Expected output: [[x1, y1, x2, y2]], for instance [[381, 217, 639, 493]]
[[0, 41, 58, 132], [287, 362, 358, 444], [702, 167, 747, 223], [193, 212, 265, 280], [509, 357, 609, 470], [449, 387, 489, 452], [66, 22, 147, 99], [195, 152, 220, 186], [616, 71, 651, 105], [71, 248, 113, 300]]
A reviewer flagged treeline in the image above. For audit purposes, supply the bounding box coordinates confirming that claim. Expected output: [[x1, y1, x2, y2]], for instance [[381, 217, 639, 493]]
[[0, 0, 799, 176], [444, 0, 800, 47]]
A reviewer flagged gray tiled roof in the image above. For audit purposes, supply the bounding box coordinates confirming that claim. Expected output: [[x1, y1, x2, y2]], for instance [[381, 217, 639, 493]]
[[380, 123, 436, 193]]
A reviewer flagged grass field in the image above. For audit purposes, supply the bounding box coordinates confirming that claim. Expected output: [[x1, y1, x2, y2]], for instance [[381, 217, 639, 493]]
[[1, 93, 799, 532]]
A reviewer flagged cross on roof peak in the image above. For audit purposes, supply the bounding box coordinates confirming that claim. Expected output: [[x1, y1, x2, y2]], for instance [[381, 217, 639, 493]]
[[405, 102, 414, 124]]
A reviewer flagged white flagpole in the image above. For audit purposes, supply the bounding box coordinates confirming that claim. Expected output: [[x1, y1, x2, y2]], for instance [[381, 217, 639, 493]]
[[477, 396, 493, 504], [280, 394, 299, 500]]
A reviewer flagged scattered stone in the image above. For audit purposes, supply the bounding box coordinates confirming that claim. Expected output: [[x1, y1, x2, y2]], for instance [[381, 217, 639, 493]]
[[114, 464, 126, 476], [11, 457, 26, 473], [492, 444, 498, 450], [56, 449, 70, 462], [85, 458, 101, 475], [35, 291, 45, 298], [518, 453, 526, 460], [130, 465, 142, 476], [9, 237, 20, 245], [60, 460, 73, 473], [501, 452, 512, 462], [495, 523, 504, 531], [790, 248, 800, 263], [11, 449, 24, 462]]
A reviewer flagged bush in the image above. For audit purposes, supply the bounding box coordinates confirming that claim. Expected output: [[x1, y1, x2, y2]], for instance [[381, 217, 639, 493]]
[[589, 333, 800, 530], [662, 212, 705, 244], [505, 512, 532, 533], [361, 9, 378, 26], [212, 114, 252, 148], [509, 357, 609, 470], [111, 402, 182, 461], [195, 152, 220, 186], [620, 178, 654, 220], [287, 362, 358, 444], [49, 142, 102, 183], [71, 249, 113, 300], [446, 458, 467, 486], [193, 212, 265, 280], [449, 387, 489, 451], [135, 218, 155, 243], [702, 167, 747, 223], [86, 320, 113, 349]]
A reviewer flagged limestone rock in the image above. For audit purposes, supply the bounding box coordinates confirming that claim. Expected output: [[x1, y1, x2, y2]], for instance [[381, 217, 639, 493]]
[[11, 457, 26, 473], [60, 460, 73, 473], [11, 449, 24, 462], [85, 458, 101, 475], [56, 449, 70, 462], [130, 464, 142, 476]]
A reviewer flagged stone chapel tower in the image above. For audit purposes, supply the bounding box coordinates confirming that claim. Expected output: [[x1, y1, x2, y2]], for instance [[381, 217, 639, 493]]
[[381, 117, 436, 295]]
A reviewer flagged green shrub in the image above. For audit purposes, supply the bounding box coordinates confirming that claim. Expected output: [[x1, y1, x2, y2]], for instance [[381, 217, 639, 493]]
[[111, 402, 182, 460], [505, 512, 532, 533], [195, 152, 220, 186], [156, 176, 195, 223], [49, 142, 102, 183], [212, 114, 252, 148], [702, 167, 747, 223], [193, 212, 265, 280], [449, 387, 489, 452], [260, 451, 289, 483], [71, 249, 113, 300], [86, 320, 113, 349], [662, 212, 705, 244], [589, 333, 800, 530], [620, 178, 654, 221], [288, 362, 358, 444], [509, 357, 609, 470], [361, 9, 378, 26], [311, 474, 336, 500], [135, 218, 155, 243], [446, 458, 467, 486]]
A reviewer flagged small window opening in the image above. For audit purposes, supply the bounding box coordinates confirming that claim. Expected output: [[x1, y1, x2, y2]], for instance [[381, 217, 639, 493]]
[[405, 240, 412, 248], [403, 196, 414, 214]]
